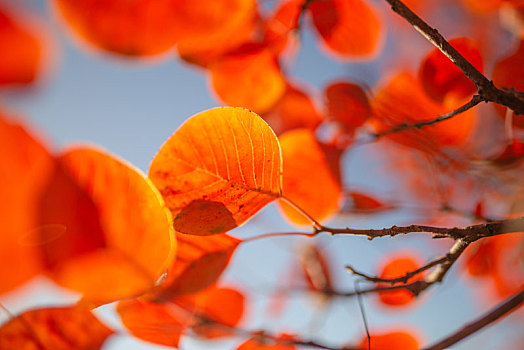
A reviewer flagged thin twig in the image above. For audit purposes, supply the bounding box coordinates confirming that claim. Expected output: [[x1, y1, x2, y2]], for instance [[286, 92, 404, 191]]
[[424, 287, 524, 350], [383, 0, 524, 115], [373, 95, 484, 139]]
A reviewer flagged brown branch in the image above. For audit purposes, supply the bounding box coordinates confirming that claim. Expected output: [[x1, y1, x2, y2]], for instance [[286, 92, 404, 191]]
[[383, 0, 524, 115], [373, 95, 484, 139], [317, 216, 524, 240], [424, 287, 524, 350]]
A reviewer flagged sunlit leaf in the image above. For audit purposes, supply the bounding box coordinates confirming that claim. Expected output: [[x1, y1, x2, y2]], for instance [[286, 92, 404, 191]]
[[357, 330, 420, 350], [209, 49, 286, 113], [263, 83, 324, 135], [377, 254, 423, 307], [0, 305, 113, 350], [309, 0, 382, 58], [277, 129, 342, 225], [118, 286, 244, 346], [0, 5, 43, 86], [156, 232, 241, 299], [461, 0, 502, 13], [149, 107, 282, 235], [371, 72, 477, 148], [0, 113, 53, 294], [325, 81, 371, 133], [419, 37, 483, 103], [52, 0, 180, 57], [38, 146, 175, 304], [263, 0, 302, 55], [492, 40, 524, 127]]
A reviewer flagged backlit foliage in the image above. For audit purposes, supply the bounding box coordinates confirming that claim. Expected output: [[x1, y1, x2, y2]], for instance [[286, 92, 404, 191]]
[[1, 0, 523, 349]]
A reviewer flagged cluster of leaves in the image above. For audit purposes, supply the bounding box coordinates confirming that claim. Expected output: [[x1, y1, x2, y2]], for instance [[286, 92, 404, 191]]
[[1, 0, 524, 349]]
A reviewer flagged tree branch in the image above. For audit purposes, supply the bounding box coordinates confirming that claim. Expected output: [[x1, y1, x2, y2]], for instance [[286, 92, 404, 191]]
[[424, 287, 524, 350], [383, 0, 524, 115], [373, 95, 484, 139]]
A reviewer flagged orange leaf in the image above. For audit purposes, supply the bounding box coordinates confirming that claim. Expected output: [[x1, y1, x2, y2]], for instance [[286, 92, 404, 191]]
[[419, 37, 483, 103], [149, 107, 282, 235], [38, 146, 175, 304], [118, 286, 244, 346], [277, 129, 342, 225], [209, 48, 286, 113], [52, 0, 180, 57], [309, 0, 382, 58], [348, 191, 387, 213], [179, 286, 245, 339], [358, 330, 420, 350], [0, 305, 113, 350], [263, 0, 302, 55], [237, 333, 296, 349], [263, 83, 324, 135], [0, 5, 43, 86], [493, 40, 524, 127], [371, 72, 476, 148], [325, 81, 371, 133], [377, 254, 423, 307], [156, 232, 241, 299], [0, 113, 53, 294], [172, 0, 256, 52]]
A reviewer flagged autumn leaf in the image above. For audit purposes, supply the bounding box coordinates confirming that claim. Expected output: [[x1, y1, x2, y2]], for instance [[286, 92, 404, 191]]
[[0, 5, 43, 86], [38, 146, 175, 304], [262, 0, 302, 55], [324, 81, 371, 133], [263, 83, 324, 135], [118, 286, 244, 347], [0, 112, 54, 294], [149, 107, 282, 235], [419, 37, 483, 103], [236, 333, 296, 349], [51, 0, 180, 57], [357, 330, 420, 350], [0, 305, 113, 350], [209, 48, 286, 113], [377, 254, 423, 307], [277, 129, 342, 225], [347, 191, 388, 213], [308, 0, 382, 58], [155, 232, 241, 300], [371, 72, 477, 148], [173, 0, 257, 53]]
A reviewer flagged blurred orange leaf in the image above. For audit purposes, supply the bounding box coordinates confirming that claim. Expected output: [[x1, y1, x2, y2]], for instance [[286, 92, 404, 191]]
[[236, 333, 296, 349], [298, 242, 334, 296], [172, 0, 256, 52], [0, 305, 113, 350], [309, 0, 382, 58], [263, 0, 302, 55], [149, 107, 282, 235], [156, 232, 241, 299], [0, 113, 54, 294], [118, 286, 244, 346], [419, 37, 483, 103], [348, 191, 388, 213], [38, 146, 175, 304], [325, 81, 371, 133], [371, 72, 476, 148], [493, 40, 524, 127], [277, 129, 342, 225], [358, 330, 420, 350], [263, 83, 324, 135], [377, 254, 423, 307], [52, 0, 180, 57], [209, 49, 286, 113], [0, 5, 43, 86]]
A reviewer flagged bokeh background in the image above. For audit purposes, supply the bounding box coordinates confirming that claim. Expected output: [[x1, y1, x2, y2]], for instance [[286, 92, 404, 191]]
[[1, 0, 522, 349]]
